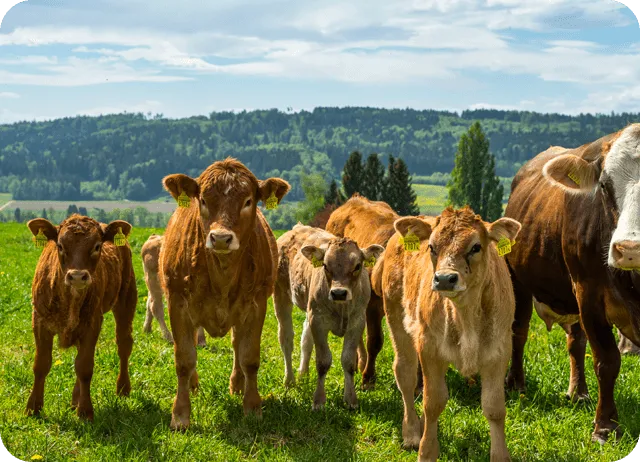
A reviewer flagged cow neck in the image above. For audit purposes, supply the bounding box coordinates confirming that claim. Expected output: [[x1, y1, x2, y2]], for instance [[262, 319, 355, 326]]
[[441, 267, 488, 336], [202, 240, 248, 297]]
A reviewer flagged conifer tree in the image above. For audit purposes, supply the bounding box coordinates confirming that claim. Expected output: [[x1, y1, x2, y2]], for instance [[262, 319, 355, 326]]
[[342, 151, 365, 198], [388, 157, 419, 216], [361, 153, 386, 200]]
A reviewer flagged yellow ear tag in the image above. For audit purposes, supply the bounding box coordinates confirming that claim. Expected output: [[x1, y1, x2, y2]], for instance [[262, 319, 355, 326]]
[[567, 172, 580, 186], [497, 238, 514, 257], [265, 192, 278, 210], [114, 227, 127, 247], [311, 255, 323, 268], [401, 232, 420, 252], [177, 191, 190, 208], [364, 256, 376, 268], [34, 229, 48, 249]]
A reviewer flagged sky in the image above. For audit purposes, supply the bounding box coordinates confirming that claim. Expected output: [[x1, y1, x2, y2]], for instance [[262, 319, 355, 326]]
[[0, 0, 639, 124]]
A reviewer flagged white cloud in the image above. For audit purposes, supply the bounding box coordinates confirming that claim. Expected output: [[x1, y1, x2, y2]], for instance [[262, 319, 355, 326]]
[[0, 91, 19, 98]]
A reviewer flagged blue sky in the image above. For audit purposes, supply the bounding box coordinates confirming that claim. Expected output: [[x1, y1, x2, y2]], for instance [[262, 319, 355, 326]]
[[0, 0, 638, 123]]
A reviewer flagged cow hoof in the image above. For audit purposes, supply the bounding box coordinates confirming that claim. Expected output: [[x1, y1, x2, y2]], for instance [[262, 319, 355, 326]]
[[591, 427, 620, 445], [163, 333, 175, 344], [77, 406, 94, 421], [170, 415, 190, 431], [243, 401, 263, 417], [361, 381, 375, 391], [566, 391, 589, 403], [505, 372, 526, 393], [402, 436, 420, 450], [117, 379, 131, 397], [284, 376, 296, 389], [312, 403, 325, 411], [229, 371, 245, 395], [297, 368, 309, 378]]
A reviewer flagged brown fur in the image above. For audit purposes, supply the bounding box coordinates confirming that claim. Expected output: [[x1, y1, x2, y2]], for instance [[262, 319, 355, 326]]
[[160, 157, 290, 430], [26, 214, 137, 421], [378, 207, 520, 460]]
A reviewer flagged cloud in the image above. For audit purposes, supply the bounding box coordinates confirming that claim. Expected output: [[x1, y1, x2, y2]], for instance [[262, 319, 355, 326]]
[[78, 100, 164, 116], [0, 91, 19, 98]]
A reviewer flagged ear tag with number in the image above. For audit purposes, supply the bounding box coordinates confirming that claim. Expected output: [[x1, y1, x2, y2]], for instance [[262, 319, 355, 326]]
[[311, 255, 323, 268], [497, 238, 514, 257], [364, 256, 376, 268], [177, 191, 191, 208], [34, 229, 47, 249], [114, 227, 127, 247], [401, 232, 420, 252], [567, 172, 580, 186], [265, 192, 278, 210]]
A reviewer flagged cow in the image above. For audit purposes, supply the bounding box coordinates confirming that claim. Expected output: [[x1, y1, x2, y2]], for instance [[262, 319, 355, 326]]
[[504, 124, 640, 443], [141, 234, 206, 346], [160, 157, 290, 430], [274, 224, 383, 409], [25, 215, 137, 421], [373, 207, 520, 461]]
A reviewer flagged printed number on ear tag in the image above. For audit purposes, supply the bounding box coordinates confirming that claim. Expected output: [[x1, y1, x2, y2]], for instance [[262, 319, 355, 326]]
[[311, 255, 323, 268], [567, 172, 580, 186], [497, 238, 514, 257], [34, 229, 47, 249], [364, 256, 376, 268], [265, 192, 278, 210], [114, 227, 127, 247], [177, 191, 190, 208], [401, 232, 420, 252]]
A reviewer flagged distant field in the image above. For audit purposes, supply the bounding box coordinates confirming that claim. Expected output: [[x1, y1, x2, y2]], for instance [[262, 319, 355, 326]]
[[5, 200, 177, 213], [413, 184, 448, 216], [0, 193, 11, 208]]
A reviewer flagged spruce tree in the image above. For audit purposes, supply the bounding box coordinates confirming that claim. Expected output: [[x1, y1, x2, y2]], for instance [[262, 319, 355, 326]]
[[448, 121, 504, 221], [42, 208, 47, 220], [324, 179, 345, 206], [361, 153, 386, 200], [382, 155, 397, 208], [389, 157, 419, 216], [342, 151, 365, 198]]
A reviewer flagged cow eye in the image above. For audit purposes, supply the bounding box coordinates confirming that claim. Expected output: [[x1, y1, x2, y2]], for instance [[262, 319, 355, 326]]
[[354, 263, 362, 274], [56, 243, 63, 252], [244, 198, 252, 208], [470, 243, 481, 254], [93, 243, 102, 253], [429, 245, 437, 256]]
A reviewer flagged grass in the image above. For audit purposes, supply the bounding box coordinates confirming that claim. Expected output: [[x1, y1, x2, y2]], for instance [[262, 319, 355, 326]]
[[413, 184, 448, 216], [0, 222, 639, 461], [0, 193, 12, 208]]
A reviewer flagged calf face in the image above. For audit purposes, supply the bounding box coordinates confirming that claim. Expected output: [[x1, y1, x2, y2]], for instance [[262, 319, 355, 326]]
[[27, 215, 132, 291], [543, 124, 640, 270], [163, 158, 290, 255], [300, 238, 383, 302], [394, 207, 520, 299]]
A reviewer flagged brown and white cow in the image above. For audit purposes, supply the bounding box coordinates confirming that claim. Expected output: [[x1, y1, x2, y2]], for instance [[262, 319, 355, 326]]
[[160, 158, 290, 430], [26, 215, 137, 420], [274, 224, 383, 409], [373, 207, 520, 460], [505, 124, 640, 443], [141, 234, 206, 346]]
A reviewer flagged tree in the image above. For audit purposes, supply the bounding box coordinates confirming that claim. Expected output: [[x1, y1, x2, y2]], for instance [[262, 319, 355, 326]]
[[324, 179, 345, 206], [342, 151, 365, 199], [95, 208, 107, 223], [361, 153, 386, 200], [78, 206, 88, 216], [42, 208, 47, 220], [295, 174, 327, 224], [14, 207, 21, 223], [448, 121, 504, 221], [386, 157, 419, 216], [67, 204, 78, 217]]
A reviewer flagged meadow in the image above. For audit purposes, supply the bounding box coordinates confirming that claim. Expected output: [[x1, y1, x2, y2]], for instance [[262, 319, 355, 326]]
[[0, 222, 639, 461]]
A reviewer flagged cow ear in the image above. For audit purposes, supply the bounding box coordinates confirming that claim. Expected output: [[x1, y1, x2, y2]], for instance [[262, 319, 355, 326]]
[[487, 217, 521, 243], [362, 244, 384, 261], [27, 218, 58, 242], [163, 174, 200, 201], [258, 178, 291, 205], [103, 220, 132, 243], [543, 154, 599, 191], [394, 217, 432, 240], [301, 245, 326, 264]]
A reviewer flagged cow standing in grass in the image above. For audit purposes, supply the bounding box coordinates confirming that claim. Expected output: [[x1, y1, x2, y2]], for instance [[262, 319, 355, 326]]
[[160, 158, 290, 430], [274, 224, 383, 409], [373, 207, 520, 460], [25, 215, 137, 421]]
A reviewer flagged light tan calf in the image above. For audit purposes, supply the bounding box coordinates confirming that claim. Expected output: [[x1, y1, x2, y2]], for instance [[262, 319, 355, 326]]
[[373, 206, 520, 461]]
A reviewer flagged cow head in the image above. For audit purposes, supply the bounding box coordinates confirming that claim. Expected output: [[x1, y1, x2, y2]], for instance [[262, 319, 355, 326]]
[[394, 207, 520, 298], [543, 124, 640, 271], [27, 215, 132, 291], [163, 158, 290, 255], [301, 238, 384, 303]]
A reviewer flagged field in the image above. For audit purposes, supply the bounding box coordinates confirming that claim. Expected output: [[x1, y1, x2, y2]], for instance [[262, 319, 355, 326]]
[[4, 200, 177, 214], [0, 223, 639, 461], [413, 184, 448, 215]]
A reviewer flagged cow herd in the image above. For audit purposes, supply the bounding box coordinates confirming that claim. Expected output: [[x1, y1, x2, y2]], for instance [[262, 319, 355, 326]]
[[23, 125, 640, 461]]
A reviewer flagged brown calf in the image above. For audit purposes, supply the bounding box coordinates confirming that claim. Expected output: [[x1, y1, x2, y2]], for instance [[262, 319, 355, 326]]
[[26, 215, 137, 421], [374, 207, 520, 461], [141, 234, 206, 346], [161, 158, 290, 430]]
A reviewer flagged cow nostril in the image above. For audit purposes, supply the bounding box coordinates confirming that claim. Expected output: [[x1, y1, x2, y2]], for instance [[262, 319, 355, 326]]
[[81, 274, 89, 281], [448, 274, 458, 284], [224, 236, 233, 245]]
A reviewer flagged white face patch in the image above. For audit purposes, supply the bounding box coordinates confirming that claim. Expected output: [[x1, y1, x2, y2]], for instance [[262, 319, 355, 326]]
[[604, 125, 640, 266]]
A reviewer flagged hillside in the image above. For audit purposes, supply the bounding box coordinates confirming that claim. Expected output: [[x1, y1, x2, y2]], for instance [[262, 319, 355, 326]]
[[0, 108, 637, 202]]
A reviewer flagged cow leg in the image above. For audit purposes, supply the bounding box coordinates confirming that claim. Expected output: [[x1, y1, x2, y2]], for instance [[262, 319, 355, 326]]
[[169, 297, 197, 430], [385, 298, 421, 449], [144, 271, 173, 343], [152, 294, 173, 344], [342, 317, 365, 409], [143, 292, 154, 333], [617, 329, 640, 355], [298, 315, 314, 376], [566, 322, 589, 401], [26, 317, 54, 416], [196, 327, 206, 347], [418, 357, 448, 462], [113, 285, 136, 397], [229, 327, 245, 395], [357, 336, 367, 374], [506, 277, 533, 392], [362, 296, 384, 390], [480, 360, 511, 462], [273, 283, 296, 387], [74, 318, 102, 420], [311, 317, 332, 411]]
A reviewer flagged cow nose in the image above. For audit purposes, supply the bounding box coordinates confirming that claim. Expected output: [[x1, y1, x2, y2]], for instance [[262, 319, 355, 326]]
[[433, 271, 459, 291], [66, 270, 91, 288], [611, 240, 640, 269], [209, 231, 233, 249], [330, 288, 348, 301]]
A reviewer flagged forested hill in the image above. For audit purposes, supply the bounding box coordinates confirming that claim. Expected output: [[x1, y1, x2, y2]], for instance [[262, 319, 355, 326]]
[[0, 108, 637, 202]]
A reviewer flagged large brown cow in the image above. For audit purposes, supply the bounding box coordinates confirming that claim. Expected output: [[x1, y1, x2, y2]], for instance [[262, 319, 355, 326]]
[[505, 124, 640, 443], [325, 193, 398, 388], [373, 207, 520, 460], [160, 158, 290, 430], [25, 215, 137, 421]]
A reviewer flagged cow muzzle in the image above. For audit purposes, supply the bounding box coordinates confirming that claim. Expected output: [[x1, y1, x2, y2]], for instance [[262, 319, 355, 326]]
[[207, 229, 239, 254], [329, 287, 351, 303], [432, 270, 465, 295], [65, 270, 92, 290], [610, 240, 640, 271]]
